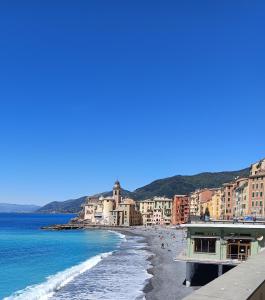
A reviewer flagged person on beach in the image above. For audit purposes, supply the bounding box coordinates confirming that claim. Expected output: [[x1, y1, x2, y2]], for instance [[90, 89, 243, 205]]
[[161, 242, 165, 249]]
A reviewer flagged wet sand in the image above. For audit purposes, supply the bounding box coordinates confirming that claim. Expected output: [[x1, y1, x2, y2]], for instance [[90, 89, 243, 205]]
[[115, 226, 194, 300]]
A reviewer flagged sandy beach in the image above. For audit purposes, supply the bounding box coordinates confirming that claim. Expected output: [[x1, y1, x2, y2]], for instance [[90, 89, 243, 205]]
[[116, 226, 194, 300]]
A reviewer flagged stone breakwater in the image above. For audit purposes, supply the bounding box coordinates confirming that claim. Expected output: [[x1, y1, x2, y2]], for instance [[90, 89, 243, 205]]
[[41, 224, 130, 230]]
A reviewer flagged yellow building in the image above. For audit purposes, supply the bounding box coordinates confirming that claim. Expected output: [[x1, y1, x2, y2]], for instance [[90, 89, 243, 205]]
[[139, 199, 154, 226], [139, 197, 172, 226], [210, 188, 222, 220], [199, 189, 222, 220]]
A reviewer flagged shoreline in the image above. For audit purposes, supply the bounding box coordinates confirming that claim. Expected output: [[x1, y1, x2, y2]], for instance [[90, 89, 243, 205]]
[[41, 224, 194, 299], [113, 226, 194, 300]]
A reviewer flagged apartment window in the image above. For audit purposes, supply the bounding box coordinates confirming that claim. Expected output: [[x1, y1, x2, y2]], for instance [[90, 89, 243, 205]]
[[194, 238, 216, 253], [256, 184, 259, 189], [260, 201, 263, 206], [261, 183, 264, 189], [252, 192, 255, 197], [256, 192, 259, 197], [261, 192, 263, 197], [252, 201, 254, 207], [252, 184, 255, 190]]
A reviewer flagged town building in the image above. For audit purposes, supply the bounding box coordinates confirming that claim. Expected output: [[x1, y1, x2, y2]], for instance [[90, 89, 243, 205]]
[[172, 195, 190, 225], [82, 181, 142, 226], [199, 189, 215, 217], [177, 222, 265, 287], [139, 196, 172, 226], [189, 190, 200, 217], [139, 199, 154, 226], [248, 158, 265, 218], [209, 188, 222, 220], [233, 178, 249, 218], [221, 182, 235, 220]]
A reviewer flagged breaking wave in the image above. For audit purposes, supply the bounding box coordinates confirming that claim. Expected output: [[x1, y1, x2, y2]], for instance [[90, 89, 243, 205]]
[[4, 252, 112, 300]]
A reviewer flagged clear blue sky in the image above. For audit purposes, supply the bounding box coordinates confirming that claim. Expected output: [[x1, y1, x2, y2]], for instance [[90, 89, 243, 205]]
[[0, 0, 264, 205]]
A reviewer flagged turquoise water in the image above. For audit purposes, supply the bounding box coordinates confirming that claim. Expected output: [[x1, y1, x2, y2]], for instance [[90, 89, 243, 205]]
[[0, 213, 122, 299]]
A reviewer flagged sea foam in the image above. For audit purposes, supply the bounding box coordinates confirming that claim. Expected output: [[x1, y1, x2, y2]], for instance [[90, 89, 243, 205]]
[[108, 230, 127, 241], [4, 252, 112, 300]]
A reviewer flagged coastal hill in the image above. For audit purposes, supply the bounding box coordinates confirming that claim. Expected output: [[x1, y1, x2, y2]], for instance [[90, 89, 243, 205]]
[[0, 203, 40, 213], [37, 168, 249, 213]]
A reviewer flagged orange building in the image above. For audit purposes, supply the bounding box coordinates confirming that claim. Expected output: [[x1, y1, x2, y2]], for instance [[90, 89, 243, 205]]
[[172, 195, 190, 224]]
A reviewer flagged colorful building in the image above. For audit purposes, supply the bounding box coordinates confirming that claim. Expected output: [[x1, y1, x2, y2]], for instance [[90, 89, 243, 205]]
[[189, 190, 200, 217], [209, 188, 222, 220], [249, 158, 265, 218], [139, 199, 154, 226], [221, 182, 235, 220], [233, 178, 249, 218], [199, 189, 215, 217], [172, 195, 190, 224]]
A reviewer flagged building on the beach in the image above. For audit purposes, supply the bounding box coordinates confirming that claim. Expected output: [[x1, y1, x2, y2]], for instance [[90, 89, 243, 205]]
[[189, 190, 200, 217], [153, 197, 172, 225], [171, 195, 190, 224], [139, 199, 155, 226], [233, 178, 249, 218], [177, 222, 265, 287], [204, 188, 222, 220], [110, 198, 142, 226], [138, 196, 172, 226], [82, 181, 142, 226], [199, 189, 215, 217], [221, 182, 236, 220], [200, 188, 223, 220], [249, 158, 265, 218]]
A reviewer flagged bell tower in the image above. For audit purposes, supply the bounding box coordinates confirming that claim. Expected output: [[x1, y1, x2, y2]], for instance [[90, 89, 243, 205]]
[[113, 180, 121, 208]]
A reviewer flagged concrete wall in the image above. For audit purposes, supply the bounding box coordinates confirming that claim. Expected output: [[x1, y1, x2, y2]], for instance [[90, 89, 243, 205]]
[[183, 249, 265, 300]]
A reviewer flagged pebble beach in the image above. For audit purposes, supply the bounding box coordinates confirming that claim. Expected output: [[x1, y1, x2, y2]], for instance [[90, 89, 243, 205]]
[[116, 226, 194, 300]]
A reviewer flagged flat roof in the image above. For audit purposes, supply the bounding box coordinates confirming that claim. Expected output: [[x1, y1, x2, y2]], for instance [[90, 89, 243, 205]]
[[181, 223, 265, 229]]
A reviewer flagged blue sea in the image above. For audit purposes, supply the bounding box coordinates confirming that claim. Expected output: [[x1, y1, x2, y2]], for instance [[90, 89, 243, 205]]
[[0, 214, 151, 300]]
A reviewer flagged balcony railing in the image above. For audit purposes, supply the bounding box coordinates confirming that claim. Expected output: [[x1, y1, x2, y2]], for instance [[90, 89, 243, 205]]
[[226, 253, 248, 261]]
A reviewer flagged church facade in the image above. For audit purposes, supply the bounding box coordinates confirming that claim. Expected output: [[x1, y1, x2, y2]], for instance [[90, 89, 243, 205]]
[[81, 181, 142, 226]]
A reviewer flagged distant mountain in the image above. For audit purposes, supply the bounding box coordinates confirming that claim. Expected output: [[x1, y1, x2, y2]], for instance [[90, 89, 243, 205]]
[[37, 168, 250, 213], [0, 203, 40, 213], [37, 196, 88, 213]]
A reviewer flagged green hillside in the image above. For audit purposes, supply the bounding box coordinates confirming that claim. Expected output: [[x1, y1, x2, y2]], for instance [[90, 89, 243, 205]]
[[131, 168, 250, 200]]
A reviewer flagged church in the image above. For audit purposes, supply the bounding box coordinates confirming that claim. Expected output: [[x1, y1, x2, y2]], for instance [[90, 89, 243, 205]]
[[81, 180, 142, 226]]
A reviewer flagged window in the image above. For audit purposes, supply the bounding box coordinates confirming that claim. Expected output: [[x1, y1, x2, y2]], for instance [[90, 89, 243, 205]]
[[194, 238, 216, 253]]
